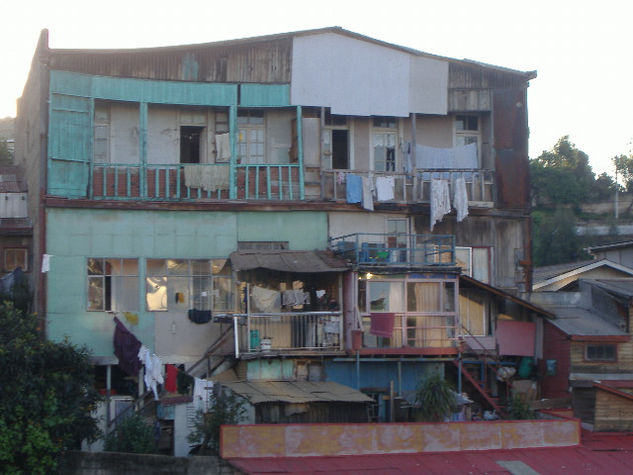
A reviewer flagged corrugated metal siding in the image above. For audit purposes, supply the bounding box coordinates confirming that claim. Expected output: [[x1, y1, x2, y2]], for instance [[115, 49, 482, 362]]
[[448, 62, 529, 89], [49, 39, 293, 84]]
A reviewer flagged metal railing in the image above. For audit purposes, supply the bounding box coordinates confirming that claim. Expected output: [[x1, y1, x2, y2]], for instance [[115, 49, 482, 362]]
[[321, 169, 494, 204], [329, 232, 455, 267], [232, 311, 343, 353], [90, 162, 302, 201], [361, 314, 458, 349]]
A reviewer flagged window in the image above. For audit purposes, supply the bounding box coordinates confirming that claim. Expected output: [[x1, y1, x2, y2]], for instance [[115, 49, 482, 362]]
[[94, 103, 110, 163], [586, 344, 616, 361], [372, 117, 398, 172], [180, 126, 204, 163], [87, 258, 138, 312], [237, 110, 265, 164], [455, 246, 491, 284], [4, 248, 28, 272], [324, 111, 349, 169], [455, 115, 480, 163], [145, 259, 231, 312], [459, 287, 487, 336]]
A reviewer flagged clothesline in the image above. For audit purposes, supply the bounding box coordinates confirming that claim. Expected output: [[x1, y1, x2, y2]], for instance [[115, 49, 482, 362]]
[[112, 316, 213, 410]]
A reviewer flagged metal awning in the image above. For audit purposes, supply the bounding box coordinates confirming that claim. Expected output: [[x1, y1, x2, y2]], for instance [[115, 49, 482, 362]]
[[228, 250, 349, 273], [221, 380, 373, 404]]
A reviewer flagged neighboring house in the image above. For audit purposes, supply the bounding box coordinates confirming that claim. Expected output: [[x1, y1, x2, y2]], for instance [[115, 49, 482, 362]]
[[531, 279, 633, 431], [533, 258, 633, 291], [0, 166, 32, 299], [16, 27, 541, 452], [587, 240, 633, 268]]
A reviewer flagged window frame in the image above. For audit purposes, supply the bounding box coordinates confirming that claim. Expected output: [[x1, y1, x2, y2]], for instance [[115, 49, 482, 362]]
[[454, 114, 481, 166], [87, 258, 139, 312], [585, 343, 617, 362], [371, 116, 399, 172], [237, 109, 265, 164], [4, 248, 28, 273]]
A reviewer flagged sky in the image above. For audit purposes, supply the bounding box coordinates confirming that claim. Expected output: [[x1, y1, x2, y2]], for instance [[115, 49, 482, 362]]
[[1, 0, 631, 176]]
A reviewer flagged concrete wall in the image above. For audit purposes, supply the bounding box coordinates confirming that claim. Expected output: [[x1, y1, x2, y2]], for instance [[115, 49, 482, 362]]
[[220, 419, 580, 458], [45, 208, 327, 359], [61, 451, 235, 475]]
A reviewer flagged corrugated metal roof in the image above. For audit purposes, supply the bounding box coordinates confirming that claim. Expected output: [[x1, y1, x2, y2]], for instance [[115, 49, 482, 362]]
[[229, 250, 349, 273], [229, 432, 633, 474], [542, 305, 626, 337], [533, 259, 598, 283], [587, 278, 633, 298], [222, 380, 373, 404]]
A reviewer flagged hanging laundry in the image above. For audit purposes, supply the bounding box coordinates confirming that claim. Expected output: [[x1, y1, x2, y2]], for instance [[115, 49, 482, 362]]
[[188, 309, 212, 324], [375, 176, 395, 202], [177, 368, 194, 395], [183, 165, 202, 189], [215, 133, 231, 162], [346, 174, 362, 203], [453, 176, 469, 222], [123, 311, 139, 326], [41, 254, 52, 273], [369, 313, 396, 338], [361, 176, 374, 211], [336, 172, 346, 185], [430, 179, 451, 230], [138, 345, 164, 401], [251, 286, 281, 313], [193, 378, 214, 412], [113, 317, 142, 377], [201, 166, 230, 192], [164, 364, 178, 393]]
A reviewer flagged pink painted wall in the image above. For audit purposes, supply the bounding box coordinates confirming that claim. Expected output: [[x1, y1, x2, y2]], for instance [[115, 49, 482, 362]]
[[221, 419, 581, 459]]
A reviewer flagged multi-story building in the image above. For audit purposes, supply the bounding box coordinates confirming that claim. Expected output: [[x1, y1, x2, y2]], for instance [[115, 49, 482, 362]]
[[16, 27, 544, 448]]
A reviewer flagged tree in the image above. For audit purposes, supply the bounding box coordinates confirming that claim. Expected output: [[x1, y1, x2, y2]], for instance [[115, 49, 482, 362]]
[[104, 414, 157, 454], [0, 139, 11, 164], [414, 374, 457, 422], [532, 206, 588, 266], [0, 303, 101, 474], [530, 136, 598, 205], [188, 391, 246, 455]]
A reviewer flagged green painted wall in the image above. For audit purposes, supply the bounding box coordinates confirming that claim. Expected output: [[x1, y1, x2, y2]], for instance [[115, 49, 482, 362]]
[[45, 208, 327, 359]]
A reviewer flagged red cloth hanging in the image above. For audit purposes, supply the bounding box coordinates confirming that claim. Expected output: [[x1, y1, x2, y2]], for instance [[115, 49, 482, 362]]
[[165, 364, 178, 392], [369, 313, 396, 338]]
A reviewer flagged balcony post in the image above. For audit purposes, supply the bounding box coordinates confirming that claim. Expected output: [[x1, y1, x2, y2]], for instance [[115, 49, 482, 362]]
[[296, 105, 305, 200], [139, 102, 148, 198], [229, 105, 237, 200]]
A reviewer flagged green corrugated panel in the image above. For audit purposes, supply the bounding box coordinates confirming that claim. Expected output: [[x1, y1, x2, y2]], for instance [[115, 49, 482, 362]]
[[50, 70, 238, 106], [240, 84, 290, 107], [48, 92, 91, 197]]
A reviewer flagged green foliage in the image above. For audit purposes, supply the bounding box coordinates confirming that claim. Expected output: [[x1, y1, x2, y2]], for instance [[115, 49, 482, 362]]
[[104, 414, 157, 454], [613, 154, 633, 192], [532, 206, 589, 266], [0, 303, 101, 474], [509, 395, 536, 420], [414, 374, 457, 422], [531, 136, 617, 205], [188, 391, 246, 455]]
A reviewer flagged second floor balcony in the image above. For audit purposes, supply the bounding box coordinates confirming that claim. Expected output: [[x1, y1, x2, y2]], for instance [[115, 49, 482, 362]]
[[329, 233, 455, 268]]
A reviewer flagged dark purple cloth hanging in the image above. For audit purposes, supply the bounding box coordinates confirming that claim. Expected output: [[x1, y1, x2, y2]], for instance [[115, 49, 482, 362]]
[[113, 316, 142, 377], [369, 313, 396, 338]]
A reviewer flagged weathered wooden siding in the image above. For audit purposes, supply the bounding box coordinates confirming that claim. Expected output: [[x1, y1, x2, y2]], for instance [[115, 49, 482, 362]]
[[540, 322, 571, 399], [493, 87, 530, 209], [49, 38, 293, 84], [572, 387, 596, 424], [594, 389, 633, 431], [570, 340, 633, 373]]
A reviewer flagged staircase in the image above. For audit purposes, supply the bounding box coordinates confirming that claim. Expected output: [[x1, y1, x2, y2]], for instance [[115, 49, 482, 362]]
[[456, 325, 512, 419]]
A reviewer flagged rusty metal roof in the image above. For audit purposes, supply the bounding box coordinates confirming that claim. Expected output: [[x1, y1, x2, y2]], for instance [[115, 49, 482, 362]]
[[229, 250, 349, 273], [228, 431, 633, 474], [222, 380, 373, 405]]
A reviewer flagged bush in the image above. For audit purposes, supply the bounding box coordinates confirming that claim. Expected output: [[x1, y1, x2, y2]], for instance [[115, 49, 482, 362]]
[[104, 414, 157, 454], [414, 374, 457, 422], [509, 395, 536, 420], [188, 391, 246, 455]]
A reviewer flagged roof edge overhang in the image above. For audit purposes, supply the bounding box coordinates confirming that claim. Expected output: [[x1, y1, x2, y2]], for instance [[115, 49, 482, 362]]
[[460, 274, 554, 318], [569, 335, 630, 342]]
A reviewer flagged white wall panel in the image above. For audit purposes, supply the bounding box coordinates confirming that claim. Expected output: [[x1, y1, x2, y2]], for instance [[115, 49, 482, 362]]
[[291, 33, 447, 117]]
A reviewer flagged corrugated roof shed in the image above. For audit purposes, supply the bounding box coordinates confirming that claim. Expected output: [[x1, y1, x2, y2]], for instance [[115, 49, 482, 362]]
[[222, 380, 373, 404]]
